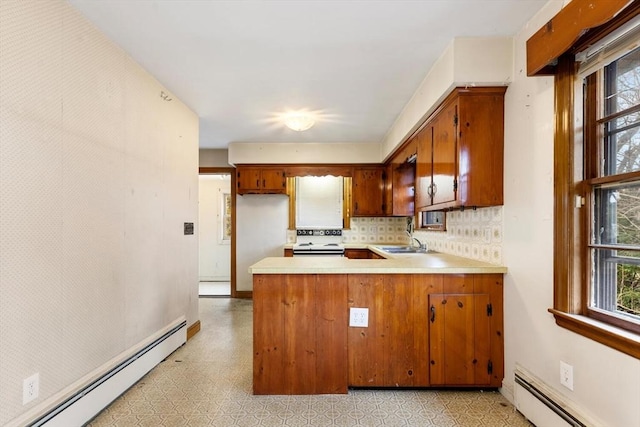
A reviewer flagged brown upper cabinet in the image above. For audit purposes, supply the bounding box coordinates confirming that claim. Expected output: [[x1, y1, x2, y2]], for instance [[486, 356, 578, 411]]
[[352, 166, 386, 216], [386, 141, 417, 217], [236, 166, 286, 195], [414, 87, 506, 211]]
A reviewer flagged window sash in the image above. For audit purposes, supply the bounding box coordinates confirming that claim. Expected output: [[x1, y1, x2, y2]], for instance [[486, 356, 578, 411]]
[[583, 44, 640, 333]]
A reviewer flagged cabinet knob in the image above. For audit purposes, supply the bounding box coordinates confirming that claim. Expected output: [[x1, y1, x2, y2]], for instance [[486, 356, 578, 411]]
[[430, 305, 436, 323]]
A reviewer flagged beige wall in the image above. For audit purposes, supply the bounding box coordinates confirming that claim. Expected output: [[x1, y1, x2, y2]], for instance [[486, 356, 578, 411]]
[[381, 37, 513, 161], [0, 1, 199, 424], [228, 142, 381, 164], [199, 148, 231, 167]]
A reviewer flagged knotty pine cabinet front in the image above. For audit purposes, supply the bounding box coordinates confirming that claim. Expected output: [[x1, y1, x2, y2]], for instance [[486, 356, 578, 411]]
[[415, 87, 506, 211], [236, 167, 286, 194], [253, 274, 348, 395], [352, 166, 386, 216], [348, 274, 437, 387], [428, 274, 504, 387], [348, 273, 503, 388]]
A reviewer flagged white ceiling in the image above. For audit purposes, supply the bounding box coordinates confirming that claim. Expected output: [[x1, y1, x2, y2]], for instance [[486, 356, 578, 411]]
[[68, 0, 548, 149]]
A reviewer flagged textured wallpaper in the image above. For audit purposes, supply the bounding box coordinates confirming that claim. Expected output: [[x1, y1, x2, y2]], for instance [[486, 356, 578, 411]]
[[0, 1, 198, 424]]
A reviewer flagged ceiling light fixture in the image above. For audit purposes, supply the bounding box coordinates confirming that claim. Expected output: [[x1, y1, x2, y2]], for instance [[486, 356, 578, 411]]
[[283, 112, 315, 131]]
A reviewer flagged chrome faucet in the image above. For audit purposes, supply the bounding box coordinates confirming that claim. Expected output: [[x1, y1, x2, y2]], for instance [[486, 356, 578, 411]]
[[405, 231, 427, 251]]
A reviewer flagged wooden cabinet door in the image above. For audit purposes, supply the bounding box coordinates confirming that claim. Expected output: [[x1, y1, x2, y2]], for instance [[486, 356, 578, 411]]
[[352, 167, 385, 216], [428, 273, 496, 386], [432, 101, 457, 206], [391, 163, 415, 216], [415, 126, 433, 209], [237, 167, 262, 193], [428, 293, 491, 386], [261, 169, 286, 193]]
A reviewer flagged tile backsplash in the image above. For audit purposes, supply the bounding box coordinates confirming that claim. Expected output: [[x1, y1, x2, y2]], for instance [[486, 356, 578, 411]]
[[415, 206, 504, 265], [288, 206, 504, 265], [343, 217, 409, 243]]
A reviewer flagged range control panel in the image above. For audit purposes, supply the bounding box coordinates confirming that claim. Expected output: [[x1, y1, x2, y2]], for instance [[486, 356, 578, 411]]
[[296, 229, 342, 236]]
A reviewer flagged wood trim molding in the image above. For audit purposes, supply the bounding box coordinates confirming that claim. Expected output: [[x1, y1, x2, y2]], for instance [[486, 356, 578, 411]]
[[198, 167, 238, 298], [553, 55, 582, 313], [526, 0, 633, 76], [549, 309, 640, 358], [187, 320, 201, 340], [235, 291, 253, 299]]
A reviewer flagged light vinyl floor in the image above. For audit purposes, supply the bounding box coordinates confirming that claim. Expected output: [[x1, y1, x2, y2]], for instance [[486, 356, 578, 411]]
[[88, 298, 533, 427]]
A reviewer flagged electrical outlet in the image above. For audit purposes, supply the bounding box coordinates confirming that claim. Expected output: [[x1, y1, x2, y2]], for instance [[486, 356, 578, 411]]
[[23, 373, 39, 404], [349, 307, 369, 327], [560, 361, 574, 391]]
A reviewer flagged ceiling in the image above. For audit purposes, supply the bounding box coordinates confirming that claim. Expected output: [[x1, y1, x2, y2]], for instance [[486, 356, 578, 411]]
[[68, 0, 548, 149]]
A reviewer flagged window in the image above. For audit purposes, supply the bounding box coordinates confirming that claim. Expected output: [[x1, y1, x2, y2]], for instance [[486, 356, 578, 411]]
[[582, 42, 640, 333], [545, 9, 640, 358]]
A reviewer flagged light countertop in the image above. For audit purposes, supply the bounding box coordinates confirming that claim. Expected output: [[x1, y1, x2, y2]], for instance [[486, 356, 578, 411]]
[[251, 245, 507, 275]]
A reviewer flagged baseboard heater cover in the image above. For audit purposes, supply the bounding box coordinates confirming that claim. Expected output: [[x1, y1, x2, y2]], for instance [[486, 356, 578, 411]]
[[27, 320, 187, 427], [514, 366, 596, 427]]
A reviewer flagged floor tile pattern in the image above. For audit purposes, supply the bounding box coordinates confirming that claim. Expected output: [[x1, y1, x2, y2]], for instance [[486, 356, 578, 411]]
[[88, 299, 532, 426]]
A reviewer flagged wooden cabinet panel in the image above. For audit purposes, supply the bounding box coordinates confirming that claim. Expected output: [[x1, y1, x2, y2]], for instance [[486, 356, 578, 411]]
[[261, 169, 287, 192], [253, 274, 348, 394], [386, 139, 417, 216], [237, 168, 262, 192], [237, 166, 286, 194], [457, 92, 505, 207], [348, 274, 440, 387], [432, 101, 457, 206], [352, 166, 385, 216], [314, 274, 349, 394], [348, 274, 385, 386], [383, 275, 430, 387], [415, 126, 433, 209], [253, 275, 285, 394], [428, 274, 502, 387], [413, 87, 505, 212], [255, 272, 503, 394]]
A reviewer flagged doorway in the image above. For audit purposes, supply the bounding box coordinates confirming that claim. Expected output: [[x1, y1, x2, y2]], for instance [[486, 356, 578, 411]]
[[198, 168, 236, 297]]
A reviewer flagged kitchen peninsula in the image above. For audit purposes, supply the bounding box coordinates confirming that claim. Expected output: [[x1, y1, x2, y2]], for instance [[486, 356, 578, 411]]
[[251, 247, 506, 395]]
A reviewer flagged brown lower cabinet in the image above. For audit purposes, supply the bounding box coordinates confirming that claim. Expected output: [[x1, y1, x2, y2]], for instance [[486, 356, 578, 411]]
[[253, 272, 503, 394], [253, 274, 349, 395]]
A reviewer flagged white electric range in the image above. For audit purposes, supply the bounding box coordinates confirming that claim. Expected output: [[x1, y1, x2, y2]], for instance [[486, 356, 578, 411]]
[[292, 229, 345, 256]]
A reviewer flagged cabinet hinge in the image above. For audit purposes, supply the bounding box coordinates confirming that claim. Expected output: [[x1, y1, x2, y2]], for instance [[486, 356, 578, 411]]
[[487, 303, 493, 317], [453, 114, 458, 126], [453, 178, 458, 192], [488, 360, 493, 375]]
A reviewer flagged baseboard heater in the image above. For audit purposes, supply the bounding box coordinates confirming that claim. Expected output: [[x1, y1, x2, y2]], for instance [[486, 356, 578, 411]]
[[514, 366, 595, 427], [27, 319, 187, 427]]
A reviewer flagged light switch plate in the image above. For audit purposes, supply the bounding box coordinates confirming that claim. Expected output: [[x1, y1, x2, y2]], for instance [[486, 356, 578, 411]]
[[349, 307, 368, 327]]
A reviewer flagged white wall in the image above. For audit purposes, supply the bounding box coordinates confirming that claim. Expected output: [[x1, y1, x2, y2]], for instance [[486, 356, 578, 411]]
[[0, 1, 199, 425], [381, 37, 513, 161], [501, 1, 640, 426], [198, 175, 231, 281], [236, 195, 289, 291]]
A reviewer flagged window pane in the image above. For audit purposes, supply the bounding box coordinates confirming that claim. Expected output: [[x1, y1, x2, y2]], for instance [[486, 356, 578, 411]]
[[593, 181, 640, 246], [603, 47, 640, 175], [591, 248, 640, 320], [604, 47, 640, 115], [603, 114, 640, 175]]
